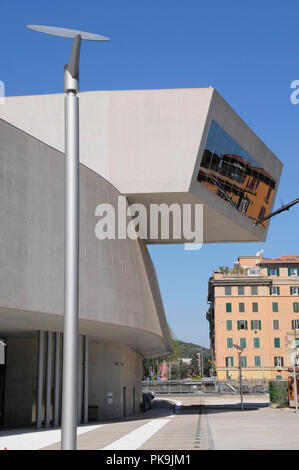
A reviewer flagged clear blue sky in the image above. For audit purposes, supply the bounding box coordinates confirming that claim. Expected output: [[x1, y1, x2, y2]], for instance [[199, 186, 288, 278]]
[[1, 0, 299, 347]]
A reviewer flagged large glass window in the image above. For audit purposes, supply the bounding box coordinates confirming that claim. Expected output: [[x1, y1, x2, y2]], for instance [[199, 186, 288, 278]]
[[198, 120, 276, 226]]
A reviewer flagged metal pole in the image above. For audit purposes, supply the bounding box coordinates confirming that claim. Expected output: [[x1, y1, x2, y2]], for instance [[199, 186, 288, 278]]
[[293, 351, 298, 415], [36, 331, 45, 429], [61, 35, 81, 450], [54, 332, 61, 427], [239, 352, 243, 411], [83, 336, 89, 424], [45, 332, 53, 428]]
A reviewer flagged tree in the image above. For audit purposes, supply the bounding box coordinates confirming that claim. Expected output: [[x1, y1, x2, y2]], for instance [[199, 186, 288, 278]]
[[142, 324, 182, 379]]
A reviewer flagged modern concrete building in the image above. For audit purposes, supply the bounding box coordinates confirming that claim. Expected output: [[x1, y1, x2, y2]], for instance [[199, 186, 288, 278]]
[[207, 254, 299, 381], [0, 87, 282, 427]]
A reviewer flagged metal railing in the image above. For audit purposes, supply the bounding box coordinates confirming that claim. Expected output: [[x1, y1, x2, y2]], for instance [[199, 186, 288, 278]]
[[142, 378, 269, 395]]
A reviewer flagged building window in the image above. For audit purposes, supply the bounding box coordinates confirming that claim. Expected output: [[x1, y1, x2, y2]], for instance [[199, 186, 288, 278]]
[[225, 286, 232, 296], [292, 319, 299, 330], [252, 302, 258, 312], [240, 338, 246, 349], [251, 320, 261, 330], [238, 286, 244, 296], [291, 286, 299, 295], [239, 302, 245, 313], [272, 302, 279, 313], [226, 320, 233, 331], [226, 303, 232, 313], [241, 356, 247, 367], [270, 286, 280, 296], [276, 375, 283, 380], [248, 269, 259, 277], [251, 286, 258, 295], [289, 268, 299, 277], [226, 357, 234, 367], [237, 320, 248, 330], [268, 268, 279, 276], [253, 337, 260, 348], [274, 356, 284, 367], [227, 338, 233, 348], [293, 303, 299, 313], [274, 338, 281, 348], [273, 320, 280, 330], [254, 356, 261, 367]]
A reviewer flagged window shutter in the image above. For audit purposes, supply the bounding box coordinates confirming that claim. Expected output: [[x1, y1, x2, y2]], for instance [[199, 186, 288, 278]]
[[245, 320, 248, 330], [291, 287, 293, 295], [277, 268, 280, 276], [237, 321, 240, 330], [277, 287, 280, 295], [259, 320, 261, 330], [288, 268, 291, 276], [269, 287, 272, 295], [251, 320, 253, 330], [268, 268, 271, 276], [297, 268, 299, 276]]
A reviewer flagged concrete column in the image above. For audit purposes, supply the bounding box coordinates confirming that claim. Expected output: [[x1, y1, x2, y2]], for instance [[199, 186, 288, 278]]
[[78, 335, 83, 424], [83, 336, 89, 424], [54, 332, 61, 427], [36, 331, 45, 429], [45, 332, 53, 428]]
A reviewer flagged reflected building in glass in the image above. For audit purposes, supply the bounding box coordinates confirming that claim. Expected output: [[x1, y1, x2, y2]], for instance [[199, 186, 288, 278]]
[[197, 120, 277, 227]]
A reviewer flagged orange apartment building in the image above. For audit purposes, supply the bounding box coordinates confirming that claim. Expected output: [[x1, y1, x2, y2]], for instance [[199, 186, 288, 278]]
[[207, 254, 299, 380]]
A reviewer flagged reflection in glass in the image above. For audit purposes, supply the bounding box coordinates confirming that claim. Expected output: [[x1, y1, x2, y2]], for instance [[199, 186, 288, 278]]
[[197, 120, 277, 227]]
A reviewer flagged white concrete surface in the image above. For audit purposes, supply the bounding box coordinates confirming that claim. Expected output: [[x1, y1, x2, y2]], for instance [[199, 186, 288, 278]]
[[0, 424, 103, 450]]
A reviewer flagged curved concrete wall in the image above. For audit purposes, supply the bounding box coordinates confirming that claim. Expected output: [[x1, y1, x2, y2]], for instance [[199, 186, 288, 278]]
[[0, 118, 172, 357]]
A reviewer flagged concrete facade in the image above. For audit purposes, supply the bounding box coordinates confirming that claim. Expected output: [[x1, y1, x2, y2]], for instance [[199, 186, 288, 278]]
[[0, 88, 283, 243], [0, 117, 171, 426], [0, 87, 283, 427]]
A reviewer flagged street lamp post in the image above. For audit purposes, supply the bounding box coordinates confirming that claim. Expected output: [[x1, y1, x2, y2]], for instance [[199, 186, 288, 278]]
[[27, 25, 109, 450], [233, 344, 244, 411]]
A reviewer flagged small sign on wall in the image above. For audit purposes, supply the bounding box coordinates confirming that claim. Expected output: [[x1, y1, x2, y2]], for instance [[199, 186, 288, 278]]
[[107, 392, 113, 405]]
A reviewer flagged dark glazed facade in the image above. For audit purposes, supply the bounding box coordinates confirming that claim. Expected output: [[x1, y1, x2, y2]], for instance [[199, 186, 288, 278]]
[[197, 120, 277, 227]]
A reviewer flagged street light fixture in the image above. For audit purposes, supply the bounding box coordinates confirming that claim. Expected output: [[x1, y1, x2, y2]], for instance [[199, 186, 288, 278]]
[[233, 344, 244, 411], [27, 25, 110, 450]]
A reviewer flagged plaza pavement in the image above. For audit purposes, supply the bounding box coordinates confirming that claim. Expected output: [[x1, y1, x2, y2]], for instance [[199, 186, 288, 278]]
[[1, 394, 299, 450]]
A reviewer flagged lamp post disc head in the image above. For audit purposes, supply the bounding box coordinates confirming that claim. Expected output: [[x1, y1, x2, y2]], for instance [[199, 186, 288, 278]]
[[27, 25, 110, 41]]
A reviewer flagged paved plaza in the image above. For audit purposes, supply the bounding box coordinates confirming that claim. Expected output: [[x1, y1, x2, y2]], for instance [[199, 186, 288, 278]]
[[1, 395, 299, 450]]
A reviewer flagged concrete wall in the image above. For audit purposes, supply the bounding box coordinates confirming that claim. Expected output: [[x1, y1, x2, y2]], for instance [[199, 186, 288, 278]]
[[0, 88, 283, 243], [89, 341, 142, 420], [0, 118, 172, 357]]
